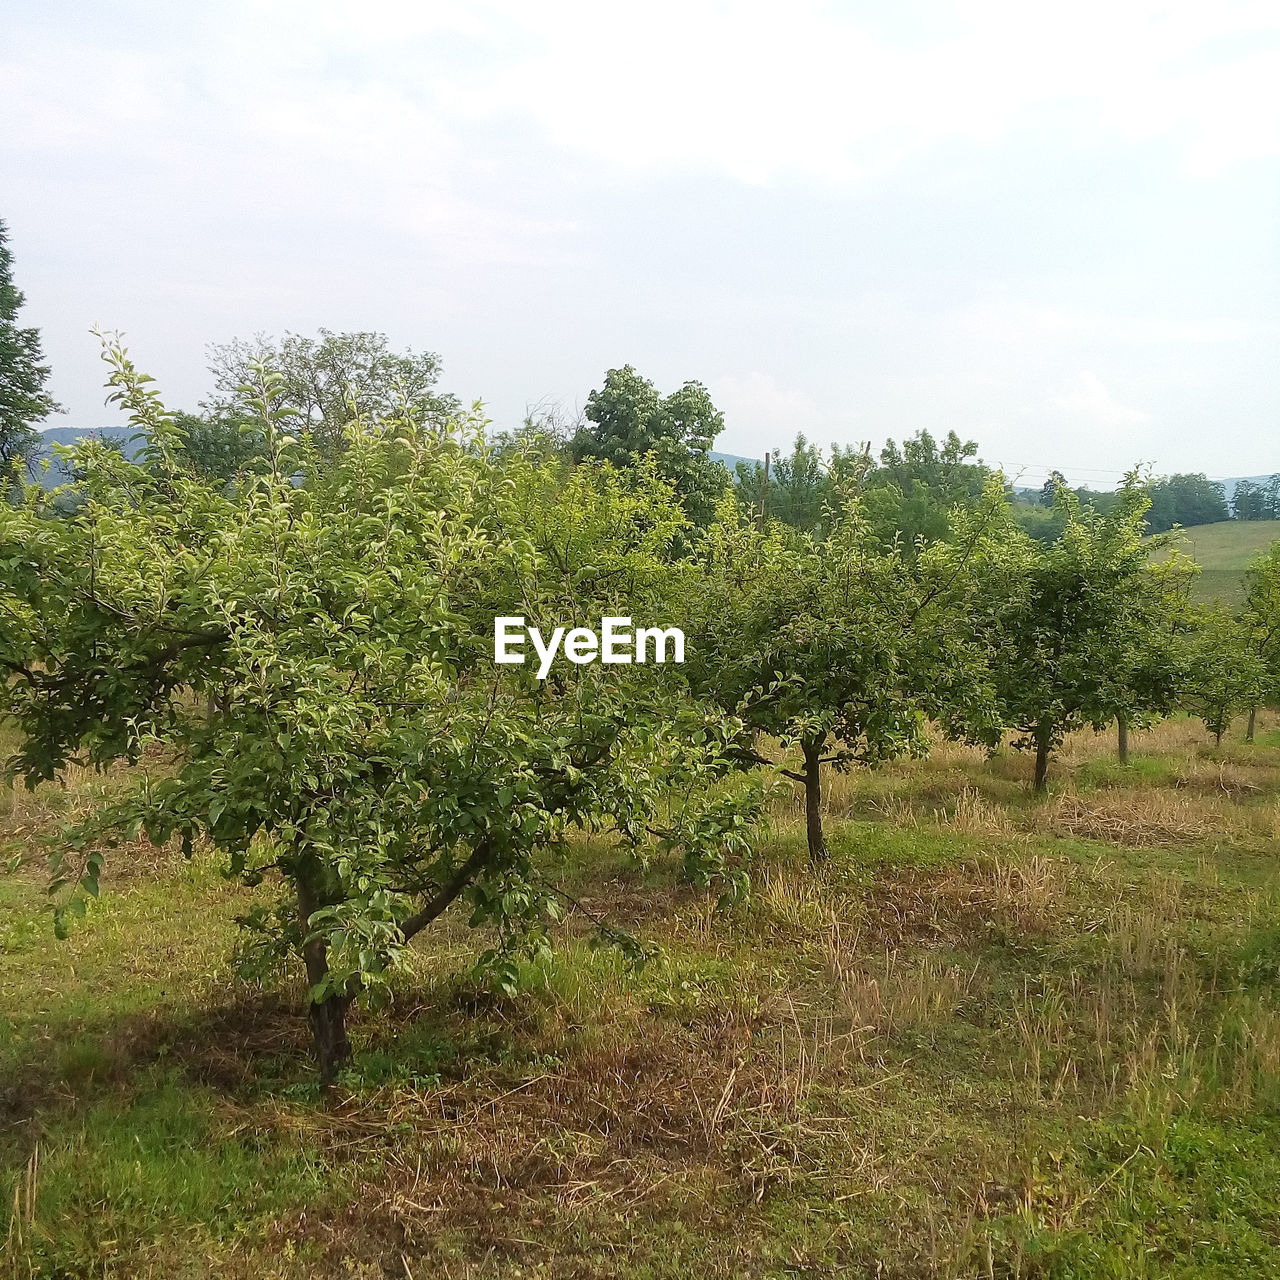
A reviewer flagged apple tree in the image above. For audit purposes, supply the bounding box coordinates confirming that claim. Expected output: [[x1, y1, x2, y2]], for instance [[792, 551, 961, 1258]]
[[986, 475, 1194, 791], [0, 340, 760, 1082], [683, 488, 1005, 861]]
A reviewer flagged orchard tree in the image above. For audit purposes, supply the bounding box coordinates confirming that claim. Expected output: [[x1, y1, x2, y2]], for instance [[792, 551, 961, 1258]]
[[1098, 535, 1196, 764], [1183, 606, 1269, 745], [1242, 542, 1280, 739], [573, 365, 729, 526], [684, 486, 1005, 861], [204, 329, 460, 461], [0, 219, 60, 484], [0, 341, 761, 1083], [987, 476, 1193, 791]]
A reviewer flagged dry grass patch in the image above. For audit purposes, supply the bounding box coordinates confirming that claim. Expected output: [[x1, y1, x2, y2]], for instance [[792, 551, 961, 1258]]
[[822, 932, 981, 1054], [1040, 787, 1246, 846], [1170, 755, 1277, 799], [855, 851, 1074, 950]]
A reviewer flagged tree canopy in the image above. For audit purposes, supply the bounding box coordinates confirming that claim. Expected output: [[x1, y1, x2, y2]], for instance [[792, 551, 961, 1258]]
[[986, 477, 1194, 790], [0, 340, 760, 1082], [685, 484, 1005, 859], [204, 329, 460, 462], [572, 366, 729, 527], [1145, 473, 1230, 532], [0, 219, 60, 485]]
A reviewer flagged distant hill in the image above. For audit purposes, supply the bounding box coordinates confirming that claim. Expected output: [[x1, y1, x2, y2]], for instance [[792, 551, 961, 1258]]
[[1151, 520, 1280, 604], [1223, 475, 1277, 503], [33, 426, 143, 488], [710, 450, 759, 471]]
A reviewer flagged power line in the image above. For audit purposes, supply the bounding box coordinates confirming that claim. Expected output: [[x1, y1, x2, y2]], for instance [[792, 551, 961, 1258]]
[[999, 461, 1244, 484]]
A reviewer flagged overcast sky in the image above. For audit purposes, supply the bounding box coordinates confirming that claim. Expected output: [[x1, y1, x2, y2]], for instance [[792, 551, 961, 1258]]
[[4, 0, 1278, 486]]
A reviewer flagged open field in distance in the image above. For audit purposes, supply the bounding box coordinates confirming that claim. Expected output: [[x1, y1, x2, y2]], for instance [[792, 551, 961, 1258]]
[[1151, 521, 1280, 604]]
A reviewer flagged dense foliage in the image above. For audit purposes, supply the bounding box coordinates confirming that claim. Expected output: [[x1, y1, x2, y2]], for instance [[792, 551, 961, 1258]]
[[572, 365, 729, 527], [3, 330, 1278, 1083], [0, 343, 761, 1081], [984, 478, 1194, 790], [204, 329, 460, 462], [1144, 472, 1231, 532], [1233, 476, 1280, 522], [686, 486, 1006, 858]]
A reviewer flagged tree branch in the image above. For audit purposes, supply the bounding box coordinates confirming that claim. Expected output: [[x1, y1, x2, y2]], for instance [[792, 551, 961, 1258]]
[[399, 839, 493, 941]]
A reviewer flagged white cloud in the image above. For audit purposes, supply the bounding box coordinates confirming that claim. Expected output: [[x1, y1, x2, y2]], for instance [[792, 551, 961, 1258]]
[[952, 298, 1256, 348], [419, 0, 1280, 185], [710, 371, 829, 454], [1050, 371, 1150, 427], [13, 0, 1273, 200], [3, 0, 1277, 476]]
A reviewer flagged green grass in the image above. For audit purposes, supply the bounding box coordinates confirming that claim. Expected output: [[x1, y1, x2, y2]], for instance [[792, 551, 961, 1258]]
[[1151, 520, 1280, 603], [4, 716, 1280, 1277]]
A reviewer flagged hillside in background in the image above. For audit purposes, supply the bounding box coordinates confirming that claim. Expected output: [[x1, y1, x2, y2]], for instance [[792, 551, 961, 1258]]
[[33, 426, 141, 488], [1223, 474, 1278, 502], [709, 449, 758, 470], [1153, 519, 1280, 603]]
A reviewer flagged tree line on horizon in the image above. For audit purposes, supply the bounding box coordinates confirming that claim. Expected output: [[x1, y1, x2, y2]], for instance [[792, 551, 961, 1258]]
[[0, 218, 1270, 540]]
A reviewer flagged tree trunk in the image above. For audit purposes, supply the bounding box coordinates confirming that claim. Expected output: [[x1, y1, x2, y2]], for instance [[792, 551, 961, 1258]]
[[1214, 724, 1223, 747], [1033, 721, 1052, 793], [802, 738, 827, 864], [1246, 706, 1256, 744], [297, 866, 352, 1086], [1117, 715, 1129, 765], [307, 991, 352, 1088]]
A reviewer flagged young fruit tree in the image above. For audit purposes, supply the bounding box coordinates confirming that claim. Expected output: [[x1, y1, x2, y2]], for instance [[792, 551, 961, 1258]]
[[985, 476, 1194, 792], [683, 487, 1005, 862], [1241, 542, 1280, 741], [1183, 605, 1270, 746], [0, 341, 761, 1083]]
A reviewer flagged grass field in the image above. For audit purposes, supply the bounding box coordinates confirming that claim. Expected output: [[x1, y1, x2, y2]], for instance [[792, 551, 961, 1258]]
[[4, 716, 1280, 1278], [1152, 520, 1280, 604]]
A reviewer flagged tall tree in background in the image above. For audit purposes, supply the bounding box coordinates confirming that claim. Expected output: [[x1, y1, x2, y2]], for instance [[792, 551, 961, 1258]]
[[732, 434, 828, 532], [169, 410, 267, 484], [1145, 473, 1229, 532], [0, 220, 60, 483], [204, 329, 459, 460], [862, 430, 991, 550], [573, 365, 729, 526], [1040, 470, 1067, 507], [1231, 478, 1280, 522]]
